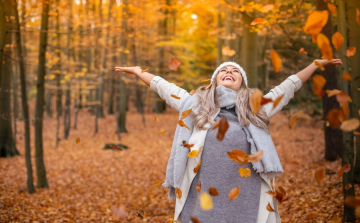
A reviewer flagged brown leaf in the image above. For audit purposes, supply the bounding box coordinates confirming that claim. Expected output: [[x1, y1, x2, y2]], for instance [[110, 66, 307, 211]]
[[289, 111, 303, 131], [250, 88, 264, 114], [332, 32, 343, 50], [306, 212, 318, 219], [317, 33, 333, 60], [337, 163, 351, 180], [200, 192, 213, 210], [76, 137, 80, 144], [196, 181, 201, 192], [341, 71, 352, 81], [266, 190, 277, 196], [284, 161, 299, 172], [336, 91, 352, 104], [111, 206, 128, 220], [312, 75, 326, 99], [168, 57, 181, 71], [345, 184, 353, 190], [346, 47, 356, 57], [248, 150, 264, 163], [171, 94, 181, 100], [314, 60, 325, 71], [227, 150, 248, 163], [178, 120, 192, 130], [299, 48, 307, 54], [212, 116, 229, 141], [190, 216, 201, 223], [315, 167, 326, 185], [261, 97, 273, 106], [273, 95, 284, 109], [208, 187, 219, 196], [175, 188, 182, 199], [266, 202, 275, 212], [327, 109, 345, 128], [340, 119, 360, 132], [228, 186, 240, 201], [325, 89, 342, 97], [341, 102, 349, 120], [194, 160, 201, 174], [344, 196, 360, 207], [112, 145, 123, 151], [156, 130, 167, 134], [270, 49, 282, 73], [181, 108, 192, 119], [275, 186, 287, 203], [251, 18, 267, 25], [182, 141, 194, 149]]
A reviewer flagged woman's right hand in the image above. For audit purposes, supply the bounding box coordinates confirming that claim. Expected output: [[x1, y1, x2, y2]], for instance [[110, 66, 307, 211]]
[[114, 66, 142, 76]]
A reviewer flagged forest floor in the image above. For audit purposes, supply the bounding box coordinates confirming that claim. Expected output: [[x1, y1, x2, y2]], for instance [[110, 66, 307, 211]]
[[0, 106, 359, 223]]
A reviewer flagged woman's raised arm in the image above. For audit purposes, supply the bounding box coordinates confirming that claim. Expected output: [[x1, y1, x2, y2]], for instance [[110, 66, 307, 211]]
[[295, 59, 342, 83], [115, 66, 154, 86]]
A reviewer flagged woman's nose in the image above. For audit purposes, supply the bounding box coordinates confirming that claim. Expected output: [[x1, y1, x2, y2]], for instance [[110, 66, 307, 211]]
[[226, 70, 232, 74]]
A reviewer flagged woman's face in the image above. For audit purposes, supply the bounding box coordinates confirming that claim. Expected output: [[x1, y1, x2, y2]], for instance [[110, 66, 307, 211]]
[[215, 65, 243, 91]]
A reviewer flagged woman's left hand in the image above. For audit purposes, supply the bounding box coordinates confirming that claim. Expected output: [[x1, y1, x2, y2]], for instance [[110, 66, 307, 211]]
[[315, 59, 343, 66]]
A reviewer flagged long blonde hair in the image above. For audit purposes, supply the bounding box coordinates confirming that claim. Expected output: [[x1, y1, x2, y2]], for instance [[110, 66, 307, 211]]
[[193, 78, 270, 132]]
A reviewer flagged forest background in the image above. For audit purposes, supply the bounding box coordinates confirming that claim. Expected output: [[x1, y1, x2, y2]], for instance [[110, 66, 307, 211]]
[[1, 0, 360, 222]]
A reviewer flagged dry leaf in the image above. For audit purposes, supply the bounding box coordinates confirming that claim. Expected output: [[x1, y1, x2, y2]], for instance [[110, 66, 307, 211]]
[[341, 71, 352, 81], [175, 188, 182, 199], [340, 119, 360, 131], [187, 150, 199, 158], [275, 186, 287, 203], [270, 49, 282, 73], [299, 48, 307, 54], [332, 32, 343, 50], [250, 88, 264, 114], [306, 212, 318, 219], [248, 150, 264, 163], [326, 89, 342, 97], [337, 163, 351, 180], [345, 184, 353, 190], [314, 60, 325, 71], [260, 4, 274, 13], [76, 137, 80, 144], [315, 167, 326, 185], [327, 109, 345, 128], [227, 150, 248, 164], [168, 57, 181, 71], [273, 95, 284, 109], [251, 18, 267, 25], [154, 116, 159, 122], [357, 8, 360, 25], [222, 46, 236, 56], [266, 202, 275, 212], [194, 160, 201, 174], [317, 33, 333, 60], [200, 79, 211, 83], [111, 206, 128, 220], [212, 116, 229, 141], [304, 10, 329, 42], [239, 167, 251, 178], [208, 187, 219, 196], [328, 3, 337, 14], [284, 161, 299, 172], [182, 141, 194, 149], [290, 111, 303, 131], [336, 91, 352, 104], [181, 108, 192, 119], [344, 196, 360, 207], [329, 216, 342, 223], [189, 90, 196, 95], [112, 145, 123, 151], [156, 130, 167, 134], [171, 94, 180, 100], [200, 192, 213, 210], [141, 69, 148, 73], [341, 103, 349, 120], [228, 186, 240, 201], [196, 181, 201, 192], [266, 190, 277, 196], [154, 180, 162, 185], [190, 216, 201, 223], [205, 83, 212, 90], [346, 47, 356, 57], [178, 120, 192, 130], [312, 75, 326, 99]]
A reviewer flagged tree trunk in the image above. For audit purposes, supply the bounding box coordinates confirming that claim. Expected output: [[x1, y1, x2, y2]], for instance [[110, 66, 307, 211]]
[[97, 0, 106, 118], [64, 0, 72, 140], [224, 1, 236, 61], [55, 0, 62, 147], [217, 4, 222, 66], [13, 0, 35, 193], [0, 0, 20, 158], [316, 0, 343, 161], [107, 0, 115, 115], [34, 0, 50, 188]]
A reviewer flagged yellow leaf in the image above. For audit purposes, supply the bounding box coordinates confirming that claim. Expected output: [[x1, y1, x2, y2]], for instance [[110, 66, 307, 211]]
[[228, 186, 240, 201], [238, 167, 251, 178], [200, 78, 211, 83], [76, 137, 80, 144], [340, 119, 360, 132], [187, 150, 199, 158], [181, 108, 192, 119], [317, 33, 333, 60], [327, 3, 337, 14], [178, 120, 192, 130], [200, 192, 213, 210], [346, 47, 356, 57], [270, 49, 282, 73], [332, 32, 344, 51], [315, 167, 325, 185], [314, 60, 325, 71], [175, 188, 182, 199]]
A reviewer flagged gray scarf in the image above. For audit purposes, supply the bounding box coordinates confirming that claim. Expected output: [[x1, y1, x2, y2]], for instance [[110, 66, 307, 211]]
[[163, 87, 284, 200]]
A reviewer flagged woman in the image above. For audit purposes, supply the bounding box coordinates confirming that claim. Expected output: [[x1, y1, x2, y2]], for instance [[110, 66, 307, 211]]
[[115, 59, 342, 223]]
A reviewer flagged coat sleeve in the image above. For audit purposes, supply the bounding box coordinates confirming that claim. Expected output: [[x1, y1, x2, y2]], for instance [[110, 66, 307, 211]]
[[261, 75, 303, 118], [150, 76, 190, 112]]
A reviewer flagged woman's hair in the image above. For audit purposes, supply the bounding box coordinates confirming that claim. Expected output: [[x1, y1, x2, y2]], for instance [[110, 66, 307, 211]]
[[193, 78, 270, 132]]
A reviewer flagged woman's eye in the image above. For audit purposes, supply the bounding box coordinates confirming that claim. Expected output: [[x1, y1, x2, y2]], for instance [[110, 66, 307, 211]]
[[233, 70, 239, 72]]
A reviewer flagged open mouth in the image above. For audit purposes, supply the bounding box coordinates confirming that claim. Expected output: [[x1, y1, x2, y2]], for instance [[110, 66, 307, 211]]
[[222, 75, 235, 81]]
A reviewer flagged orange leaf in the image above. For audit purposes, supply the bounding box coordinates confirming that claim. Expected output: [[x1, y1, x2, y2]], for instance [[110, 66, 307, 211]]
[[326, 89, 342, 97], [250, 88, 264, 114], [345, 184, 352, 190], [112, 145, 123, 151], [341, 103, 349, 120], [190, 217, 201, 223], [312, 75, 326, 99], [175, 188, 182, 199], [304, 10, 328, 37], [222, 46, 236, 56], [328, 3, 337, 14], [341, 71, 352, 81], [306, 212, 318, 219], [111, 206, 128, 220], [154, 116, 158, 122], [187, 150, 199, 158], [344, 196, 360, 207], [251, 18, 267, 25], [315, 167, 326, 185], [337, 163, 351, 180], [194, 160, 201, 174], [227, 150, 248, 163], [154, 180, 162, 185], [289, 111, 303, 131], [238, 167, 251, 178], [260, 4, 274, 13], [327, 109, 345, 128], [181, 108, 192, 119], [189, 90, 196, 95], [346, 47, 356, 57], [248, 150, 264, 163], [208, 187, 219, 196], [266, 190, 277, 196], [156, 130, 167, 134], [212, 116, 229, 141], [200, 78, 211, 83], [196, 181, 201, 192], [332, 32, 343, 50], [141, 69, 148, 73], [178, 120, 192, 130], [200, 192, 213, 210], [261, 97, 272, 106], [299, 48, 308, 54], [171, 94, 181, 100], [340, 119, 360, 132], [273, 95, 284, 109], [317, 33, 333, 60], [182, 141, 194, 149], [266, 202, 275, 212], [336, 91, 352, 104], [228, 186, 240, 201], [314, 60, 325, 71], [270, 49, 282, 73], [76, 137, 80, 144], [357, 8, 360, 25], [168, 57, 181, 71], [205, 83, 212, 90]]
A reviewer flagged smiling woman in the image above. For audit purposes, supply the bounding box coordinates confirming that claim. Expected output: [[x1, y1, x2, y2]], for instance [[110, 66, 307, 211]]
[[114, 59, 342, 223]]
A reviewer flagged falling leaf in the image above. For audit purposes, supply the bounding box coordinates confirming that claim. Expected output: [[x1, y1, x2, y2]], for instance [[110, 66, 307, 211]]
[[205, 83, 212, 90], [270, 49, 282, 73], [248, 150, 264, 163], [189, 90, 196, 95], [289, 111, 304, 131], [111, 206, 128, 220], [340, 119, 360, 132], [194, 160, 201, 174], [327, 109, 345, 128], [357, 8, 360, 25], [314, 60, 325, 71], [315, 167, 326, 185], [187, 150, 199, 158], [181, 108, 192, 119], [251, 18, 267, 25], [284, 161, 299, 172], [208, 187, 219, 196], [154, 180, 162, 185], [112, 145, 123, 151], [76, 137, 80, 144], [337, 163, 351, 180], [228, 186, 240, 201], [328, 3, 337, 14], [175, 188, 182, 199], [154, 116, 159, 122], [266, 190, 277, 196], [341, 71, 352, 81], [344, 196, 360, 207], [260, 4, 274, 13], [341, 103, 349, 120], [178, 120, 192, 130], [227, 150, 248, 164], [250, 88, 264, 114], [222, 46, 236, 56], [141, 69, 148, 73], [306, 212, 318, 219], [336, 91, 352, 104], [325, 89, 342, 97], [273, 95, 284, 109], [346, 47, 356, 57], [212, 116, 229, 141], [312, 75, 326, 99], [332, 32, 343, 50], [190, 216, 201, 223], [200, 192, 213, 210], [196, 181, 201, 192], [345, 184, 353, 190], [317, 33, 333, 60], [156, 130, 166, 134], [171, 94, 181, 100], [200, 79, 211, 83], [182, 141, 194, 149], [299, 48, 308, 54], [304, 10, 329, 42], [168, 57, 181, 71], [266, 202, 275, 212], [275, 186, 287, 203], [239, 167, 251, 178]]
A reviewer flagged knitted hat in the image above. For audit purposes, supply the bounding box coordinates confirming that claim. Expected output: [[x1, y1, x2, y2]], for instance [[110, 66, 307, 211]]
[[211, 62, 248, 86]]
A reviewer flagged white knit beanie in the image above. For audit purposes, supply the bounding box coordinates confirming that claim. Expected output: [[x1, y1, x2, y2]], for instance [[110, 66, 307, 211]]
[[211, 62, 248, 86]]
